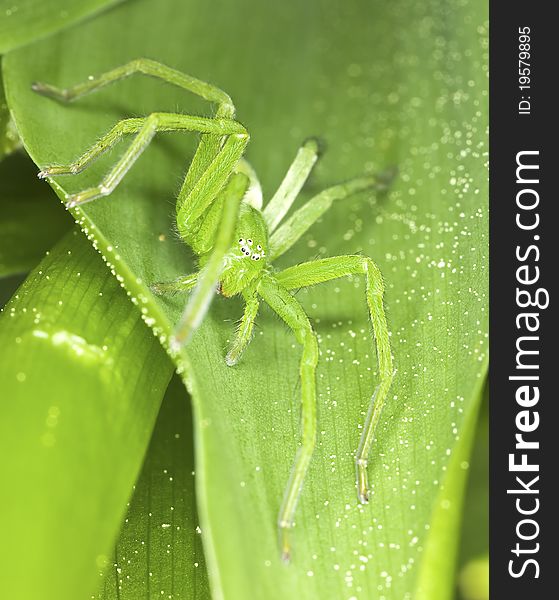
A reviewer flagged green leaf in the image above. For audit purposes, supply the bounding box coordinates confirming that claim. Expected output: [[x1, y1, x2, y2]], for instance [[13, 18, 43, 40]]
[[458, 388, 489, 564], [97, 374, 210, 600], [414, 380, 486, 599], [0, 229, 174, 600], [456, 388, 489, 600], [0, 152, 70, 277], [4, 0, 488, 598], [1, 77, 20, 158], [0, 272, 24, 305], [0, 0, 126, 53]]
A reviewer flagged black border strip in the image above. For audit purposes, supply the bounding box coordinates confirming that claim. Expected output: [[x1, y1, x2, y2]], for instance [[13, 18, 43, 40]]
[[490, 2, 555, 594]]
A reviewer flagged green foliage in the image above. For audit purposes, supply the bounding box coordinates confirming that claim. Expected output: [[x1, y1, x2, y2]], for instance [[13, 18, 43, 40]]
[[0, 153, 70, 276], [1, 78, 20, 158], [0, 231, 174, 600], [0, 0, 126, 53], [0, 0, 488, 598], [456, 390, 489, 600], [97, 374, 210, 600]]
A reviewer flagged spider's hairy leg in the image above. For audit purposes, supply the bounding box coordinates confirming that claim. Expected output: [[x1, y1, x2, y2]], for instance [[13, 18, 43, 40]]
[[269, 167, 397, 260], [63, 115, 158, 207], [51, 113, 246, 208], [262, 138, 320, 232], [175, 132, 249, 229], [170, 172, 249, 350], [151, 272, 198, 296], [32, 59, 244, 212], [178, 153, 259, 258], [225, 290, 260, 366], [38, 118, 146, 179], [235, 158, 263, 209], [32, 58, 235, 118], [257, 275, 319, 563], [275, 255, 394, 504]]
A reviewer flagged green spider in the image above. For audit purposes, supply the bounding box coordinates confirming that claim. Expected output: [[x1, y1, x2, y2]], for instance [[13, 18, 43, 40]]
[[33, 59, 395, 562]]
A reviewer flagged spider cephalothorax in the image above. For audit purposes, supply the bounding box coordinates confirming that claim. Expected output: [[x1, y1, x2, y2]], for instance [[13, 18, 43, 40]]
[[211, 201, 269, 297], [34, 58, 395, 561], [238, 238, 265, 261]]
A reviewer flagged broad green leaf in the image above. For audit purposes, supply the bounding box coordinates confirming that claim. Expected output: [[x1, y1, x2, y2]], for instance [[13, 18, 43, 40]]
[[97, 374, 210, 600], [0, 152, 70, 277], [4, 0, 488, 598], [458, 389, 489, 564], [1, 77, 20, 158], [414, 380, 486, 599], [0, 0, 126, 53], [0, 229, 174, 600], [456, 388, 489, 600]]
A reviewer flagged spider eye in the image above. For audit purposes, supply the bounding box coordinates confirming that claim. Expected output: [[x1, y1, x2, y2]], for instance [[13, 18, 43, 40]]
[[251, 254, 260, 261], [239, 238, 244, 244], [257, 244, 262, 251], [240, 246, 246, 253], [247, 239, 253, 246]]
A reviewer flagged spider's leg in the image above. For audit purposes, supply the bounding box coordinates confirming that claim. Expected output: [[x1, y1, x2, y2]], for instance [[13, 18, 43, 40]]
[[257, 275, 319, 562], [33, 59, 244, 231], [175, 132, 249, 230], [32, 58, 235, 118], [177, 134, 224, 213], [178, 155, 261, 257], [262, 138, 320, 232], [269, 167, 397, 260], [64, 116, 158, 207], [54, 113, 246, 208], [275, 256, 394, 504], [38, 118, 146, 179], [151, 272, 198, 296], [171, 172, 249, 350], [225, 290, 260, 366]]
